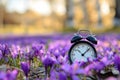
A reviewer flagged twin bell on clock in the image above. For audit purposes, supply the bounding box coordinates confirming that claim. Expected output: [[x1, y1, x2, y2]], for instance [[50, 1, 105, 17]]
[[68, 30, 98, 64], [71, 31, 97, 44]]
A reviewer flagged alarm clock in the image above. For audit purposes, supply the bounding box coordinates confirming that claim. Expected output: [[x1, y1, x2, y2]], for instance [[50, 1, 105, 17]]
[[68, 30, 97, 64]]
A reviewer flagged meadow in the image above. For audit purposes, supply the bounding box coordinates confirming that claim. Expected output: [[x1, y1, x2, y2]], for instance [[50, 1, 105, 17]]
[[0, 33, 120, 80]]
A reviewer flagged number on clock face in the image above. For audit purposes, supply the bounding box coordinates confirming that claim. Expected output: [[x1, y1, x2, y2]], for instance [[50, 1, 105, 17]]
[[70, 43, 96, 62]]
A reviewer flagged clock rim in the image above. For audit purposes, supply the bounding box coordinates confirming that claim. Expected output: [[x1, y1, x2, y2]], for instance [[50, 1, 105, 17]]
[[68, 41, 97, 64]]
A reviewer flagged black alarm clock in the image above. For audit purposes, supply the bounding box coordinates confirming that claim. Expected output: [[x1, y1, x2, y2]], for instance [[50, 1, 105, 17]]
[[68, 30, 97, 64]]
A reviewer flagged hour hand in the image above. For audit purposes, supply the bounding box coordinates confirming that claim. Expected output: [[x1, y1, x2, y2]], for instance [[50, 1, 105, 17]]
[[75, 49, 82, 54]]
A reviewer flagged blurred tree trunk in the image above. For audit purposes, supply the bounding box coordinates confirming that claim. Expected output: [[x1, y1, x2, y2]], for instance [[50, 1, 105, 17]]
[[115, 0, 120, 18], [0, 2, 4, 27], [96, 0, 102, 27], [48, 0, 55, 28], [66, 0, 74, 27], [80, 0, 89, 28], [0, 0, 9, 27], [114, 0, 120, 26]]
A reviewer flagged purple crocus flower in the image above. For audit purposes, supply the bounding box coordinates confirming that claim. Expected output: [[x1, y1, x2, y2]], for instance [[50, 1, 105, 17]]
[[26, 51, 34, 61], [50, 69, 59, 80], [58, 72, 67, 80], [11, 69, 19, 80], [0, 44, 10, 56], [61, 62, 85, 79], [41, 53, 57, 77], [42, 53, 57, 68], [0, 50, 3, 60], [6, 69, 19, 80], [72, 75, 80, 80], [31, 43, 44, 57], [61, 63, 71, 73], [20, 61, 30, 77], [84, 61, 105, 75], [52, 49, 60, 58], [10, 45, 20, 59], [0, 44, 11, 63], [0, 71, 6, 80], [57, 55, 67, 64], [100, 56, 112, 66], [114, 54, 120, 71], [93, 62, 105, 71], [59, 46, 69, 57]]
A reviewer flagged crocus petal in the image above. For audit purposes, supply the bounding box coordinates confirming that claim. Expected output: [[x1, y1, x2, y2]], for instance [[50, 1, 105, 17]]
[[20, 62, 30, 77], [72, 75, 79, 80], [58, 72, 67, 80], [0, 71, 6, 80]]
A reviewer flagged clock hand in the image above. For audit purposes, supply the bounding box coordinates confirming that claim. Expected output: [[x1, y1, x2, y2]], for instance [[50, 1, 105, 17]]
[[77, 50, 82, 54], [74, 49, 82, 54], [82, 48, 90, 56]]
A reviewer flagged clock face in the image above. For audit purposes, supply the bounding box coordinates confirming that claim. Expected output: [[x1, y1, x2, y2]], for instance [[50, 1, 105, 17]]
[[69, 41, 97, 63]]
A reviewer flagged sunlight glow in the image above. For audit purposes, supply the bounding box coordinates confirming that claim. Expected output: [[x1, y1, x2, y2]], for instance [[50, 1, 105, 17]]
[[0, 0, 7, 5], [53, 0, 66, 15], [101, 1, 110, 15], [6, 0, 28, 13], [29, 0, 52, 15], [5, 0, 66, 15]]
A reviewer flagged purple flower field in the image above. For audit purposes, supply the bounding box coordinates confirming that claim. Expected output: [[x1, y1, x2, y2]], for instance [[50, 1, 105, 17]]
[[0, 33, 120, 80]]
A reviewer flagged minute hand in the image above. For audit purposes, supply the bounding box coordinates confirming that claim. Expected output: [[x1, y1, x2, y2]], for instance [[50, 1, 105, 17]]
[[82, 48, 90, 56]]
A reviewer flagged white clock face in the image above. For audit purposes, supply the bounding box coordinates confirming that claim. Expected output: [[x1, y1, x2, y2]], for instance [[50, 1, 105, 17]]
[[70, 42, 96, 62]]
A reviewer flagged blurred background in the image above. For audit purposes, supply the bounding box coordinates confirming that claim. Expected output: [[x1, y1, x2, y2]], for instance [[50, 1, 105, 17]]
[[0, 0, 120, 36]]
